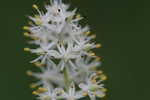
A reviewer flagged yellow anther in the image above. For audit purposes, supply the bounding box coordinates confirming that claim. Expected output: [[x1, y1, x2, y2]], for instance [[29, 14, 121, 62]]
[[95, 56, 101, 61], [84, 31, 91, 35], [90, 34, 96, 39], [96, 70, 103, 75], [82, 91, 88, 96], [100, 88, 107, 92], [34, 62, 44, 67], [91, 75, 97, 80], [28, 21, 33, 25], [89, 52, 95, 56], [95, 44, 101, 48], [24, 48, 30, 52], [23, 26, 30, 30], [31, 36, 39, 40], [76, 14, 81, 19], [100, 74, 107, 81], [91, 79, 97, 84], [33, 15, 42, 25], [34, 15, 40, 18], [97, 93, 106, 98], [32, 91, 39, 95], [32, 4, 38, 9], [37, 87, 48, 93], [35, 20, 42, 25], [26, 70, 32, 76], [23, 32, 30, 37], [30, 83, 37, 88]]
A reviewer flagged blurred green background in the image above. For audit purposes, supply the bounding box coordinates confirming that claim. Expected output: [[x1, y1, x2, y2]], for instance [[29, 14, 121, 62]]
[[0, 0, 150, 100]]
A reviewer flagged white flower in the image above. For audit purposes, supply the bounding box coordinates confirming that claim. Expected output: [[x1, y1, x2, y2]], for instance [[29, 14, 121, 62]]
[[27, 0, 78, 43], [30, 42, 56, 64], [75, 56, 101, 72], [70, 56, 101, 83], [27, 61, 64, 88], [35, 86, 65, 100], [36, 88, 57, 100], [62, 83, 83, 100], [79, 73, 106, 100]]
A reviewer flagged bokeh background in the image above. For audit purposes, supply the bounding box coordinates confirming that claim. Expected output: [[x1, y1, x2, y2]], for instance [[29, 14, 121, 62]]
[[0, 0, 150, 100]]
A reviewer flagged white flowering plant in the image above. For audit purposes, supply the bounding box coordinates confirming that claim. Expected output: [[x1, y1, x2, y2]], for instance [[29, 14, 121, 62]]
[[23, 0, 107, 100]]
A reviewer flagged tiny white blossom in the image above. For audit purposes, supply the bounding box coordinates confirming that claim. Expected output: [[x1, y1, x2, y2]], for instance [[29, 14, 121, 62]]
[[28, 61, 64, 87], [35, 86, 65, 100], [79, 73, 106, 100], [62, 83, 83, 100]]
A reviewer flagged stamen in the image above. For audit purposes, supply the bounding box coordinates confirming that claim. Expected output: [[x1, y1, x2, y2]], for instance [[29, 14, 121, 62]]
[[90, 34, 96, 39], [37, 87, 48, 93], [99, 74, 107, 81], [30, 83, 37, 88], [34, 62, 44, 67], [96, 70, 103, 75], [95, 56, 101, 61], [84, 31, 91, 35], [23, 32, 30, 37], [76, 14, 81, 19], [23, 26, 30, 30], [89, 66, 97, 71], [26, 70, 33, 76], [95, 44, 101, 48], [32, 4, 38, 9], [97, 93, 106, 98], [28, 21, 33, 25], [89, 52, 96, 56], [100, 88, 107, 92], [91, 79, 97, 84], [32, 91, 39, 95], [24, 48, 30, 52]]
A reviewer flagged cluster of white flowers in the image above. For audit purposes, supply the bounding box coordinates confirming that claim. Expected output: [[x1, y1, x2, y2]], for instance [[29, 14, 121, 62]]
[[23, 0, 107, 100]]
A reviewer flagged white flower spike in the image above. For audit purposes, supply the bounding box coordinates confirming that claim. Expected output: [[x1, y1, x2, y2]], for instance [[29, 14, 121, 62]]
[[24, 0, 107, 100]]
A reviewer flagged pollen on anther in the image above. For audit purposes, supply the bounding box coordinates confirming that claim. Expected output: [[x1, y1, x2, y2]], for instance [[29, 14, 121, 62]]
[[97, 93, 106, 98], [23, 26, 30, 30], [30, 83, 37, 88], [24, 48, 30, 52], [32, 91, 39, 95], [26, 70, 33, 76], [96, 70, 103, 75], [100, 74, 107, 81], [95, 56, 101, 61], [100, 88, 107, 92], [76, 14, 81, 19], [37, 87, 48, 93], [96, 44, 101, 48], [32, 4, 38, 9], [90, 34, 96, 39], [84, 31, 91, 35], [91, 79, 97, 84], [89, 52, 96, 56], [34, 62, 44, 67], [23, 32, 30, 37]]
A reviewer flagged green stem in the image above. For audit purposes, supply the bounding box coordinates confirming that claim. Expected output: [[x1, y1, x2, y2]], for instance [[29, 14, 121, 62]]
[[63, 67, 70, 90]]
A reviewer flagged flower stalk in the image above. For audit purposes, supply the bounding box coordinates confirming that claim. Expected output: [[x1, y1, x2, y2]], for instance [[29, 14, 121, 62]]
[[63, 67, 70, 90], [23, 0, 108, 100]]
